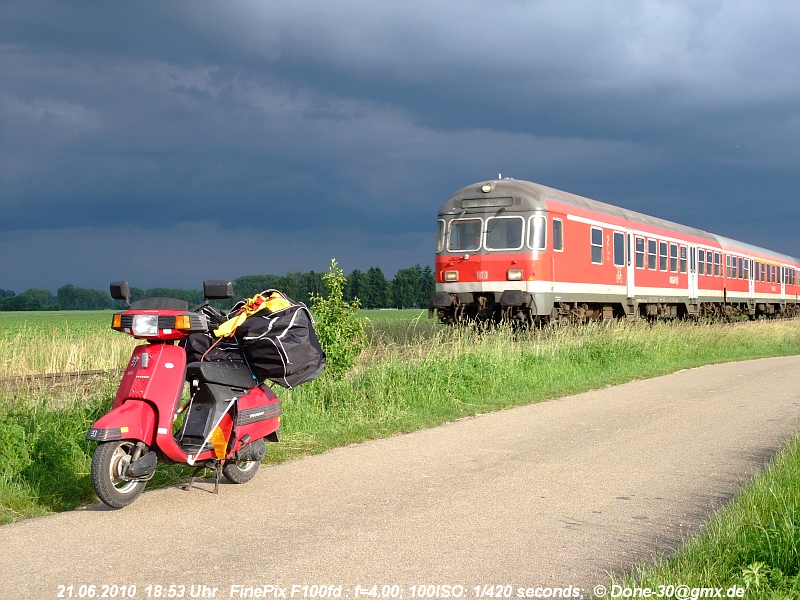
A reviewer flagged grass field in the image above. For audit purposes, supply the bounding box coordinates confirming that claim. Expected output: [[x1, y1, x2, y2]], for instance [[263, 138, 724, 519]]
[[1, 310, 799, 595]]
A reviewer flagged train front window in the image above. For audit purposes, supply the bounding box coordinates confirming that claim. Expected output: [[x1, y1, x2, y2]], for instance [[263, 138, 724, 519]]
[[486, 216, 524, 251], [437, 220, 445, 253], [448, 218, 483, 251], [527, 215, 546, 251]]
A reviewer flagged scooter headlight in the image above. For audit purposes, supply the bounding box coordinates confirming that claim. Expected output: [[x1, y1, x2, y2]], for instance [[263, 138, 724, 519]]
[[132, 314, 159, 337]]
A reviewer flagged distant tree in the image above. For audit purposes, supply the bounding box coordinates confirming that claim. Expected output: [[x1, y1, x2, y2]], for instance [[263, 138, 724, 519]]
[[232, 275, 282, 300], [392, 266, 422, 308], [419, 265, 435, 307], [144, 287, 204, 306], [365, 267, 388, 309], [0, 289, 15, 298], [57, 284, 116, 310], [0, 288, 58, 311], [345, 269, 364, 304]]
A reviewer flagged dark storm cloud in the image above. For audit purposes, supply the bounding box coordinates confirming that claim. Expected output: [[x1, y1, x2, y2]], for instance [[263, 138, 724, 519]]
[[1, 0, 800, 290]]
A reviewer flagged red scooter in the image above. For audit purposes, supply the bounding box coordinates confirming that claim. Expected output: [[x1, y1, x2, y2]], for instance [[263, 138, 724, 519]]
[[87, 280, 281, 508]]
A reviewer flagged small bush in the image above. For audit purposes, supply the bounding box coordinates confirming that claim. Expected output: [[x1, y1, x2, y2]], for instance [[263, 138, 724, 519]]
[[309, 259, 367, 377]]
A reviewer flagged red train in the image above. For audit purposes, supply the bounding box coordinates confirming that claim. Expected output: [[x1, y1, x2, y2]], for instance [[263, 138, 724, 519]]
[[429, 178, 800, 325]]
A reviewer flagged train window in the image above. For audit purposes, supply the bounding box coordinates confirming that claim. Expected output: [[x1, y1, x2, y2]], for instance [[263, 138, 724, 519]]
[[744, 259, 749, 280], [659, 242, 668, 271], [448, 218, 483, 252], [714, 252, 721, 276], [669, 243, 678, 272], [738, 257, 744, 279], [680, 246, 687, 273], [552, 219, 563, 252], [437, 220, 445, 253], [707, 252, 713, 276], [526, 216, 546, 251], [613, 232, 625, 266], [772, 265, 776, 283], [648, 239, 657, 270], [698, 249, 705, 275], [755, 262, 760, 282], [486, 216, 524, 251], [726, 255, 732, 278], [591, 227, 603, 264], [635, 237, 645, 268]]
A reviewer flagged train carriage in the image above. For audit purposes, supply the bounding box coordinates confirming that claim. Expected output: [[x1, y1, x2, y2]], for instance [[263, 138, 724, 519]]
[[430, 179, 800, 325]]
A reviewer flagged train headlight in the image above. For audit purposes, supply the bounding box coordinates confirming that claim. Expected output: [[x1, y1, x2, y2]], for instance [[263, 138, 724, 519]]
[[444, 270, 459, 282], [507, 269, 523, 281]]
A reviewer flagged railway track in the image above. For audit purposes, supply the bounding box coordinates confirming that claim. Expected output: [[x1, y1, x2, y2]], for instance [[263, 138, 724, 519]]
[[0, 368, 121, 391]]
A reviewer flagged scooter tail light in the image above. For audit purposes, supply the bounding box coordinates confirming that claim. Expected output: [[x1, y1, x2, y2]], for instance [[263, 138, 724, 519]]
[[112, 314, 122, 329], [174, 315, 192, 330]]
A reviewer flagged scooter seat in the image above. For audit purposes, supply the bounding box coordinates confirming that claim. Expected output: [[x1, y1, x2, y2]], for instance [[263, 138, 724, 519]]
[[186, 361, 257, 389]]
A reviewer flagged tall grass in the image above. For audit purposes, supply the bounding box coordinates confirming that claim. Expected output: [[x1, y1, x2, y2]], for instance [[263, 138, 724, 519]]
[[2, 318, 800, 526], [0, 312, 139, 377]]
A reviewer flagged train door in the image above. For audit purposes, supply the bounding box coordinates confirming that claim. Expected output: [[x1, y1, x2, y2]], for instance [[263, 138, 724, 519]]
[[626, 231, 635, 299], [781, 266, 787, 300], [748, 259, 755, 300], [688, 245, 698, 301]]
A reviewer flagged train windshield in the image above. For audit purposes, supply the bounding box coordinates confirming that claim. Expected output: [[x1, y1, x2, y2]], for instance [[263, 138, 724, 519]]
[[485, 217, 524, 250], [449, 218, 483, 251]]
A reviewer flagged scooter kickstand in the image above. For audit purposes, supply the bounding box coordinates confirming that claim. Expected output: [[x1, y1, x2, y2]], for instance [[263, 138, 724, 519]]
[[213, 464, 221, 494], [184, 466, 205, 492]]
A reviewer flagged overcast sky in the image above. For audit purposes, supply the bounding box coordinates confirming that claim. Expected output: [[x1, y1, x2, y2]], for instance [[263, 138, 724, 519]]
[[2, 1, 799, 292]]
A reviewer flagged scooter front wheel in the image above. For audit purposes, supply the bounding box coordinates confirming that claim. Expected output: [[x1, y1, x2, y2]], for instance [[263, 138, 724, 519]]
[[91, 441, 147, 508]]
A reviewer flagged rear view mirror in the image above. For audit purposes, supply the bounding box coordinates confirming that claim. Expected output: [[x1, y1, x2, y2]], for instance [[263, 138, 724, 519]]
[[203, 280, 233, 300], [110, 281, 131, 303]]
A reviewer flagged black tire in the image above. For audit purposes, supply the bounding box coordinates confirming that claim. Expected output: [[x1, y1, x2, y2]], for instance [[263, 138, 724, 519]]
[[91, 441, 147, 508], [222, 459, 260, 484]]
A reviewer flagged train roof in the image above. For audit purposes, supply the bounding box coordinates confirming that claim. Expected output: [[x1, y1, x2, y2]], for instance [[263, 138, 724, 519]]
[[441, 179, 799, 265]]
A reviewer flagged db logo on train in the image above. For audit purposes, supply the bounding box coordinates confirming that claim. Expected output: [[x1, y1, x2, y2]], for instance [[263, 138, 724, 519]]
[[477, 271, 489, 280]]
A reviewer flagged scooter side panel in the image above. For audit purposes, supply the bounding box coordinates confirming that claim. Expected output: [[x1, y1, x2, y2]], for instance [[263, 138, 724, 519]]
[[230, 385, 281, 453], [87, 400, 157, 445]]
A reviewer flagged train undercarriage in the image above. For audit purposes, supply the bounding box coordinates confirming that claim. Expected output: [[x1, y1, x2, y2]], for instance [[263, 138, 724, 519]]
[[430, 291, 800, 326]]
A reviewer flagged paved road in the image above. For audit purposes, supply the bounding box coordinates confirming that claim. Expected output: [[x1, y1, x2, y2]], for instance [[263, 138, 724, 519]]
[[2, 357, 799, 600]]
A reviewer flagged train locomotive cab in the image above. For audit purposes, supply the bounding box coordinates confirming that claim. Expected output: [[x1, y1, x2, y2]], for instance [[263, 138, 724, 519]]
[[431, 179, 548, 326]]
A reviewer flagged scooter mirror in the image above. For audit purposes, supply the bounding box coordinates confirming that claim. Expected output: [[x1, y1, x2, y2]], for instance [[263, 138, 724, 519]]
[[110, 281, 131, 303], [203, 280, 234, 300]]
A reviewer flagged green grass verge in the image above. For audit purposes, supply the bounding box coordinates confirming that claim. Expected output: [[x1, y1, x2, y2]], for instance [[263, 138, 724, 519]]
[[612, 431, 800, 598], [1, 318, 799, 530]]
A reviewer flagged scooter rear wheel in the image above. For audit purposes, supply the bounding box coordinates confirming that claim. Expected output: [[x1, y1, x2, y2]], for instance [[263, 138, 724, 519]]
[[91, 441, 147, 508], [222, 459, 260, 484]]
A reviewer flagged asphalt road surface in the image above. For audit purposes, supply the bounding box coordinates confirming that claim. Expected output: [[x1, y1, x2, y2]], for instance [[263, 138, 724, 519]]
[[2, 356, 800, 600]]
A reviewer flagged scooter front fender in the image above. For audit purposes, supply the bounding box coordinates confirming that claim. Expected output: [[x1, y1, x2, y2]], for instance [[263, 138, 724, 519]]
[[86, 399, 157, 445]]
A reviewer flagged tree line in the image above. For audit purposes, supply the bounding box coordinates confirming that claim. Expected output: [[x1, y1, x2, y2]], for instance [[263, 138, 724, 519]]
[[0, 265, 435, 312]]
